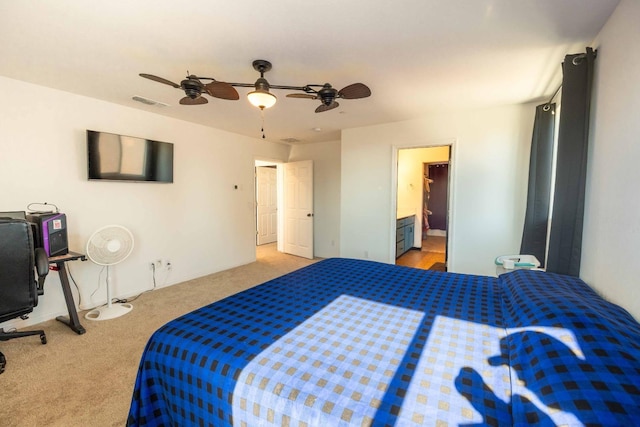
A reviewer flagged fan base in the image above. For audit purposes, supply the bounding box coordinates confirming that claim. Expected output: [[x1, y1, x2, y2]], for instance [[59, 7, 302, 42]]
[[252, 59, 272, 73], [85, 303, 133, 321]]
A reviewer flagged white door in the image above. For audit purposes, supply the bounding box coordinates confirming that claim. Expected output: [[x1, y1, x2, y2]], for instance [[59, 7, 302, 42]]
[[256, 166, 278, 245], [284, 160, 314, 259]]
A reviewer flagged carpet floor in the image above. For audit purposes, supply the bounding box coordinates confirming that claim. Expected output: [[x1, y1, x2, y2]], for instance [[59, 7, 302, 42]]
[[0, 244, 316, 426]]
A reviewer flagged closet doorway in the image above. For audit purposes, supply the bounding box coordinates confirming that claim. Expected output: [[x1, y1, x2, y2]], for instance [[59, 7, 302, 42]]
[[422, 162, 449, 267], [395, 146, 451, 271]]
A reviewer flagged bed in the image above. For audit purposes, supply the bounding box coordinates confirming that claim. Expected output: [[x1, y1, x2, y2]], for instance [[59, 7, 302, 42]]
[[127, 258, 640, 426]]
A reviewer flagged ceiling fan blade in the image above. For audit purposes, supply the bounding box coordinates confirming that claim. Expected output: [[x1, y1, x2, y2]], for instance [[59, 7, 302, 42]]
[[204, 81, 239, 100], [139, 73, 180, 88], [286, 93, 317, 99], [315, 101, 339, 113], [180, 96, 208, 105], [338, 83, 371, 99]]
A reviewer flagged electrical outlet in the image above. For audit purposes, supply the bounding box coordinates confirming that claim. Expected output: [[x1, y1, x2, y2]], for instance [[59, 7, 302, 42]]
[[166, 261, 172, 271]]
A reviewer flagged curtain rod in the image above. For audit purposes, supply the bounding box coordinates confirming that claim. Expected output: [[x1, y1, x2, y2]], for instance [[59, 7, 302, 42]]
[[543, 84, 562, 111], [544, 49, 597, 111]]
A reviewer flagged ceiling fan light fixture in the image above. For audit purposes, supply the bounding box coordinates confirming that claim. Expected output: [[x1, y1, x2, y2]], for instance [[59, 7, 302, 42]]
[[247, 89, 277, 109], [140, 60, 370, 119], [248, 76, 277, 109]]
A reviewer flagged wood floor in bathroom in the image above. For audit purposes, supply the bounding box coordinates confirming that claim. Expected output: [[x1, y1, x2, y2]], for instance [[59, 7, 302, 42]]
[[396, 236, 446, 271]]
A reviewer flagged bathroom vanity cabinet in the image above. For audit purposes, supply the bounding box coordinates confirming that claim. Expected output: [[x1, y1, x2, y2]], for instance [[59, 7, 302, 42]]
[[396, 214, 415, 258]]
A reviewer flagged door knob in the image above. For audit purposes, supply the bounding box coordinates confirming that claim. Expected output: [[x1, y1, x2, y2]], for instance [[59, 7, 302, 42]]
[[307, 213, 314, 217]]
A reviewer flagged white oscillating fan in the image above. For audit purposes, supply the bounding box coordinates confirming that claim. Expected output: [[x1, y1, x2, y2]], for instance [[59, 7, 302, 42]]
[[85, 225, 135, 321]]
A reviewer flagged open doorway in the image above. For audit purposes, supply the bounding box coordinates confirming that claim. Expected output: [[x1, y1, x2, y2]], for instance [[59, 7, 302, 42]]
[[255, 160, 281, 257], [395, 146, 451, 271], [256, 165, 278, 245], [254, 159, 314, 260]]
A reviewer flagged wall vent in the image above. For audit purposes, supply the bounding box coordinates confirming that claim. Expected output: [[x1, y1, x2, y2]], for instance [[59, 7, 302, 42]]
[[132, 95, 169, 107], [280, 137, 302, 144]]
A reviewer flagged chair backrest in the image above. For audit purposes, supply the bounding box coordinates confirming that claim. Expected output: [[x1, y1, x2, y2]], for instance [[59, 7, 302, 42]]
[[0, 211, 26, 220], [0, 219, 38, 323]]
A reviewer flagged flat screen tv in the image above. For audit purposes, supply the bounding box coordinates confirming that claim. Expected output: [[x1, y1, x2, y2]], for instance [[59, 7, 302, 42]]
[[87, 130, 174, 183]]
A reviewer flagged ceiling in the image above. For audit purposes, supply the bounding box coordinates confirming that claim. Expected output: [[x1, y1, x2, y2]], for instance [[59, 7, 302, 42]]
[[0, 0, 619, 144]]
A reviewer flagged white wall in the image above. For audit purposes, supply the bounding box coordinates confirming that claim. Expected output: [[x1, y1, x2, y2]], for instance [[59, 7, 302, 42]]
[[397, 146, 451, 247], [341, 103, 535, 275], [581, 0, 640, 320], [0, 76, 290, 328], [289, 140, 341, 258]]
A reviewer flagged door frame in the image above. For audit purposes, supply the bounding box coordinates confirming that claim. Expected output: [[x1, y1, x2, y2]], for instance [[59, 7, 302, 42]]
[[254, 158, 314, 258], [424, 161, 450, 235], [390, 139, 457, 269], [255, 158, 285, 252], [424, 161, 450, 266]]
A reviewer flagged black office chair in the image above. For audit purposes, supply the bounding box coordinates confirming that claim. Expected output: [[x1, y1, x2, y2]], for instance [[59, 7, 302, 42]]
[[0, 217, 49, 374]]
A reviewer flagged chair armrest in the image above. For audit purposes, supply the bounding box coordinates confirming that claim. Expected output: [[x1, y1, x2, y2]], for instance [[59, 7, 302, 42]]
[[34, 248, 49, 295]]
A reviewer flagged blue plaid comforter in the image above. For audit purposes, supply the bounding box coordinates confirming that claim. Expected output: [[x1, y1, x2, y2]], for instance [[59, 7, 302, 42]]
[[127, 258, 640, 426]]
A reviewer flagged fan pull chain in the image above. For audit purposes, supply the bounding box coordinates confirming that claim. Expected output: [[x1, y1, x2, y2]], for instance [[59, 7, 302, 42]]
[[260, 107, 266, 139]]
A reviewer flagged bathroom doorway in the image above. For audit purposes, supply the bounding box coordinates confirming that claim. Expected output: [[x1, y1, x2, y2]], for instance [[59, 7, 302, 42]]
[[395, 145, 451, 271]]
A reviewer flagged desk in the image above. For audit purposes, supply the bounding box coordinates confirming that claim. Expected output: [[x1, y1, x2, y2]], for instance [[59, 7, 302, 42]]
[[49, 251, 86, 335]]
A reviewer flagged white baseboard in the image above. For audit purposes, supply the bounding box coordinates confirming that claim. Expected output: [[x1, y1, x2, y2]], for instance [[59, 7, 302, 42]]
[[0, 310, 69, 331]]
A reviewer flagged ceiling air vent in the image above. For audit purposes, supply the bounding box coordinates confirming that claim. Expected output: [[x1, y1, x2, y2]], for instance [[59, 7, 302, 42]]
[[132, 95, 169, 107], [280, 137, 302, 144]]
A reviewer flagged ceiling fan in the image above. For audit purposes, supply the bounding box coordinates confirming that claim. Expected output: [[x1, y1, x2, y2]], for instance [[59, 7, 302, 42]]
[[139, 73, 239, 105], [286, 82, 372, 113], [139, 60, 371, 113]]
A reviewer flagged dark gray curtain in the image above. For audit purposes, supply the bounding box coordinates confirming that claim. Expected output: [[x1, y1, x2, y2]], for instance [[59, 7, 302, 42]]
[[546, 48, 596, 276], [520, 103, 555, 266]]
